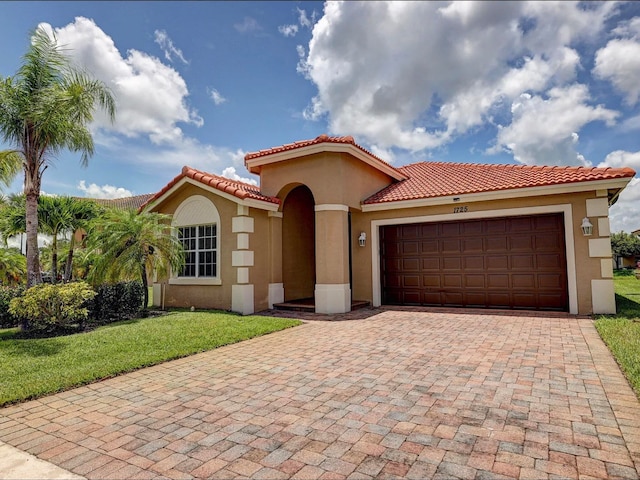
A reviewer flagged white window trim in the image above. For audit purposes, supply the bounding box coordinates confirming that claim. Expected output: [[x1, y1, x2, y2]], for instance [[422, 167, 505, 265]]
[[370, 204, 578, 314], [170, 195, 222, 285]]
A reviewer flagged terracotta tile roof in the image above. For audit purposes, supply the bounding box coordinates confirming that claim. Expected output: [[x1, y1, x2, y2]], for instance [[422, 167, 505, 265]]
[[244, 134, 406, 178], [139, 166, 280, 211], [364, 162, 636, 204]]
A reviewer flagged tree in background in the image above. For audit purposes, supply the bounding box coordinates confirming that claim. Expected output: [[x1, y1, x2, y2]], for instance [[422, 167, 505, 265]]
[[62, 199, 102, 282], [0, 27, 115, 287], [611, 232, 640, 262], [87, 209, 184, 314]]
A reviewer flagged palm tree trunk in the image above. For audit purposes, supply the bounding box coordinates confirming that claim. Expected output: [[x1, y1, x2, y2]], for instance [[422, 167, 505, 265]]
[[25, 191, 42, 288], [141, 262, 149, 316], [51, 234, 58, 284], [64, 236, 75, 283]]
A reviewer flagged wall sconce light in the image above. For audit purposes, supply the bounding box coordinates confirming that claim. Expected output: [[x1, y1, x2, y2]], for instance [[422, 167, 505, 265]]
[[581, 217, 593, 236], [358, 232, 366, 247]]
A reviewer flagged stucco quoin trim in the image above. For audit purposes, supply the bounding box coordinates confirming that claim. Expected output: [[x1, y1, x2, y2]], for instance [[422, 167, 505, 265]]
[[370, 204, 578, 315]]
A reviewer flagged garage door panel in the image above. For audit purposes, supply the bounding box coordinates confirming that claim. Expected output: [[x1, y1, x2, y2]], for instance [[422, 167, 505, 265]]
[[512, 254, 534, 269], [443, 275, 463, 287], [487, 255, 509, 269], [462, 238, 483, 252], [402, 241, 419, 254], [538, 273, 564, 288], [465, 292, 487, 307], [442, 257, 462, 270], [487, 274, 509, 288], [486, 237, 508, 251], [421, 240, 438, 253], [443, 292, 464, 306], [465, 274, 485, 288], [462, 221, 483, 235], [380, 213, 567, 311], [402, 258, 420, 271], [510, 235, 534, 251], [537, 253, 562, 269], [464, 256, 484, 270], [422, 258, 440, 270], [442, 223, 461, 236], [535, 234, 563, 250], [402, 291, 421, 304], [512, 274, 535, 288], [423, 275, 441, 287], [486, 219, 507, 233], [442, 239, 461, 253]]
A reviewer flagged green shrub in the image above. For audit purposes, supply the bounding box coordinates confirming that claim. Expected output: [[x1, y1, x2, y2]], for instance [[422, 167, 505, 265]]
[[89, 281, 145, 323], [0, 286, 24, 328], [9, 282, 96, 331]]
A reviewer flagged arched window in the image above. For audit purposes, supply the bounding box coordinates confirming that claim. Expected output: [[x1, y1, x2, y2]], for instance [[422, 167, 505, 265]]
[[170, 195, 221, 285]]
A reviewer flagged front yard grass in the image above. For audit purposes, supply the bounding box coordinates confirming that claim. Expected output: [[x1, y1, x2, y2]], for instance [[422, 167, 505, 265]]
[[595, 270, 640, 398], [0, 311, 301, 406]]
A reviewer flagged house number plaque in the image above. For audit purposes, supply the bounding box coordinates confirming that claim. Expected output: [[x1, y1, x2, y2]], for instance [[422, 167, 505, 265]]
[[453, 206, 469, 213]]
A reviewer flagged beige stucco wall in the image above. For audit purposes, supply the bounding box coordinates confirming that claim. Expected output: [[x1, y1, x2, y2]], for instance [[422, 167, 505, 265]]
[[351, 190, 611, 315], [148, 182, 272, 312], [260, 152, 394, 208]]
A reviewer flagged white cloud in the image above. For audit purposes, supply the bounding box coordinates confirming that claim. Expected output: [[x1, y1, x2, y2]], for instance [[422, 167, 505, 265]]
[[598, 150, 640, 170], [594, 38, 640, 105], [220, 167, 258, 186], [39, 17, 202, 146], [297, 8, 317, 29], [77, 180, 133, 199], [278, 24, 298, 37], [490, 85, 618, 165], [153, 29, 189, 64], [234, 17, 261, 34], [207, 87, 227, 105], [608, 177, 640, 233], [300, 1, 616, 157]]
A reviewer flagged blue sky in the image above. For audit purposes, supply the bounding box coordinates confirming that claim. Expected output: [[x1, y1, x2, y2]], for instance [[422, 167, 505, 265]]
[[0, 1, 639, 232]]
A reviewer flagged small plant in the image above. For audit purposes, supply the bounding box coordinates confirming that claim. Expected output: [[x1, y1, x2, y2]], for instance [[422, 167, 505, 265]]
[[9, 282, 96, 331]]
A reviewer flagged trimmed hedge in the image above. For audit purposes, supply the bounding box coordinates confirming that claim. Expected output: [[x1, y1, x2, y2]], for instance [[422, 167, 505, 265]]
[[0, 286, 24, 328], [89, 281, 145, 324]]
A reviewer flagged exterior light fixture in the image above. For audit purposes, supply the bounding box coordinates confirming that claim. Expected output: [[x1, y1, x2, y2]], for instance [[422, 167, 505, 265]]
[[581, 217, 593, 236], [358, 232, 366, 247]]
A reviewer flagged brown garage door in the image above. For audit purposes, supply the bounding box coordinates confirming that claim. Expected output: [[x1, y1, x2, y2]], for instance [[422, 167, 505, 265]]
[[380, 213, 569, 311]]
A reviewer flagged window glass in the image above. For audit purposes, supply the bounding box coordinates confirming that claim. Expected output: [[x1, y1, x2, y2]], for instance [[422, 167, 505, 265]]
[[178, 224, 216, 277]]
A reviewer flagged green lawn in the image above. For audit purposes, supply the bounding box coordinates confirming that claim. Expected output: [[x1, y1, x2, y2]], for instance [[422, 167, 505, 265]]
[[595, 270, 640, 398], [0, 311, 301, 406]]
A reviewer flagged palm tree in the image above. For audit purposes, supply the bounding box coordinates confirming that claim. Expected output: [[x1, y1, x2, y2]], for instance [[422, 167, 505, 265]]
[[0, 247, 26, 286], [87, 209, 184, 313], [38, 195, 76, 283], [0, 27, 115, 287], [62, 198, 102, 282]]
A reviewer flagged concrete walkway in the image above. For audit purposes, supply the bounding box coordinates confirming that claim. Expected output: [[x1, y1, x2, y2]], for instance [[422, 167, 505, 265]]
[[1, 310, 639, 479]]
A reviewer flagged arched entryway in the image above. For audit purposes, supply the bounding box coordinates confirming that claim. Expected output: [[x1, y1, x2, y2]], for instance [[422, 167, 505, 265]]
[[281, 185, 315, 301]]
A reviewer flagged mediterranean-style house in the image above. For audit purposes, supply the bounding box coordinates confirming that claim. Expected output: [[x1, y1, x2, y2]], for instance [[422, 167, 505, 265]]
[[140, 134, 636, 316]]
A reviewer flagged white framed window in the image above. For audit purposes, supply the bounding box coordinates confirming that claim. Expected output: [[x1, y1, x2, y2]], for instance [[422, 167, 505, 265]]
[[178, 224, 217, 277], [171, 195, 222, 285]]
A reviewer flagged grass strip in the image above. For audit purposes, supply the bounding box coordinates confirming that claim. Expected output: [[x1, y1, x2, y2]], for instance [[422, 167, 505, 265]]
[[595, 270, 640, 398], [0, 311, 301, 406]]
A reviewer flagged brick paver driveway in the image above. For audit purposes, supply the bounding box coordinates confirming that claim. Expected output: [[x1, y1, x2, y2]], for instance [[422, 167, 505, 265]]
[[1, 310, 640, 479]]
